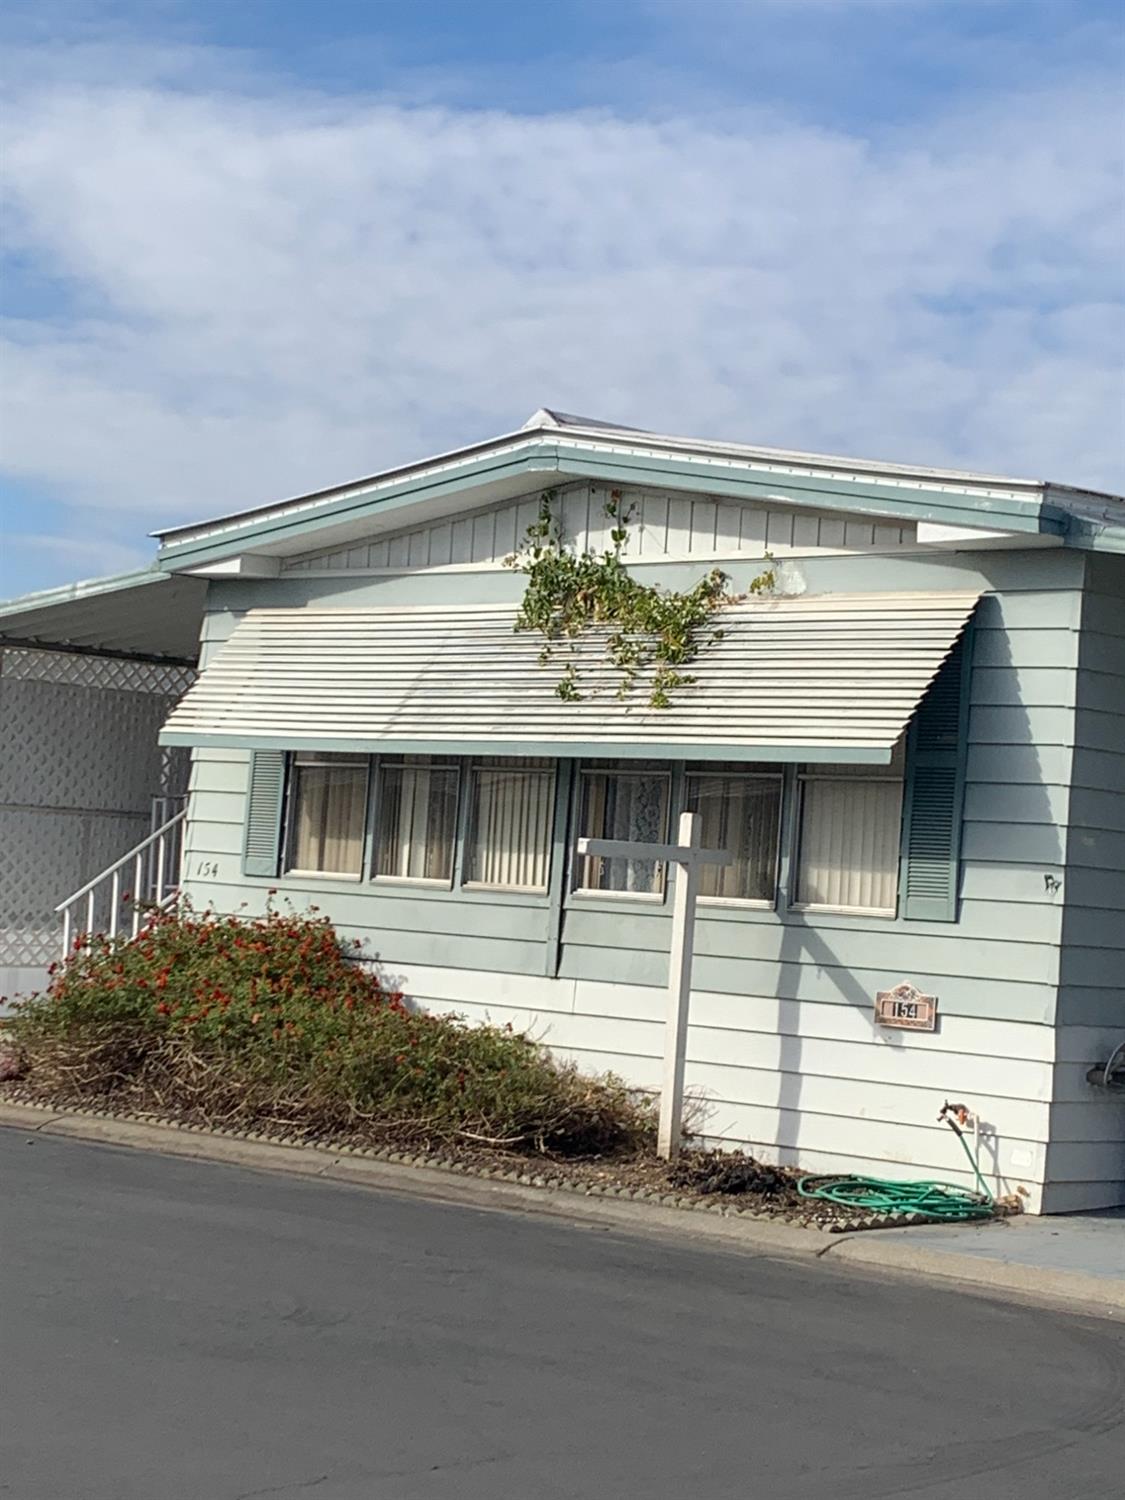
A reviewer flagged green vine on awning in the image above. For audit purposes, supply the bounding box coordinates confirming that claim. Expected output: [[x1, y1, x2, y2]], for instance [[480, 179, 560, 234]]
[[505, 489, 775, 708]]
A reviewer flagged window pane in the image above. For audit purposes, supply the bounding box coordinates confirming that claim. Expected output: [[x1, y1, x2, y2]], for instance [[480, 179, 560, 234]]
[[376, 757, 459, 881], [796, 777, 904, 912], [290, 757, 368, 875], [577, 769, 669, 894], [685, 773, 780, 902], [467, 758, 555, 889]]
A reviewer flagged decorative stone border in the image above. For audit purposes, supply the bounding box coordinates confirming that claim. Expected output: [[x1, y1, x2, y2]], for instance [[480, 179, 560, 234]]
[[0, 1090, 952, 1234]]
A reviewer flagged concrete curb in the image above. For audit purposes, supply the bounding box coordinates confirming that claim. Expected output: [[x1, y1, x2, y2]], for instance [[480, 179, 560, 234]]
[[822, 1232, 1125, 1319], [0, 1100, 822, 1260], [3, 1101, 1121, 1319]]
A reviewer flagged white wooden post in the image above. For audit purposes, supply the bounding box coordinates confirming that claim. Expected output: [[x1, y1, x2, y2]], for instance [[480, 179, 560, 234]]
[[577, 809, 731, 1159], [661, 811, 699, 1157]]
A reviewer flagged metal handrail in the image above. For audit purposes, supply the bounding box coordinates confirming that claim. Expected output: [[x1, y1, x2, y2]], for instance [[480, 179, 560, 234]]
[[56, 808, 187, 956]]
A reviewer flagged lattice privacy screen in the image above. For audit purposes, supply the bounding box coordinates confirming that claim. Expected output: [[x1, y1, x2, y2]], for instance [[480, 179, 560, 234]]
[[0, 648, 195, 967]]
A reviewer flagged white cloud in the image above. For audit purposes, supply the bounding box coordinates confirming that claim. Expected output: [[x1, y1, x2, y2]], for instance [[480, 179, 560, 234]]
[[1, 61, 1122, 552], [2, 529, 151, 580]]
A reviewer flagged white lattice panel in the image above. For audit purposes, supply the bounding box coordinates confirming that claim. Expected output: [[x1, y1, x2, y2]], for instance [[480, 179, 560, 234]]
[[0, 648, 194, 695], [0, 648, 196, 968]]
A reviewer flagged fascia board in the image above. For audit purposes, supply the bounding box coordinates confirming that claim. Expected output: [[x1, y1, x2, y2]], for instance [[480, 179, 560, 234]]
[[550, 445, 1061, 536], [156, 447, 562, 570], [159, 729, 895, 764], [156, 437, 1065, 575]]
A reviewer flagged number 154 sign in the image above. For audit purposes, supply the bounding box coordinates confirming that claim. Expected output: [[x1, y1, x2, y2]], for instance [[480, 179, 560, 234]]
[[874, 982, 938, 1032]]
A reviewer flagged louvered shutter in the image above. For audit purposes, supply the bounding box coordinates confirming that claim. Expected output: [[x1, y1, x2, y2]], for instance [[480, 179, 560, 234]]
[[899, 632, 973, 922], [243, 750, 287, 877]]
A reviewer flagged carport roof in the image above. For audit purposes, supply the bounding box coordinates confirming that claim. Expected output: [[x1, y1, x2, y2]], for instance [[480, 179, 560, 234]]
[[0, 568, 205, 664]]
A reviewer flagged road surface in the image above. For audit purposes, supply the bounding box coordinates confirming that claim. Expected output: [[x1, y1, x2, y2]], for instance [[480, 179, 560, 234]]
[[1, 1129, 1122, 1499]]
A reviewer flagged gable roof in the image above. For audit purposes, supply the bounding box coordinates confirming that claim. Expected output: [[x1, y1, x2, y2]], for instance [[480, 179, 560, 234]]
[[153, 408, 1125, 571]]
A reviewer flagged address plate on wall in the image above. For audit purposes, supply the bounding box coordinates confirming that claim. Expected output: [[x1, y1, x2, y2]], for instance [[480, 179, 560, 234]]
[[874, 982, 937, 1032]]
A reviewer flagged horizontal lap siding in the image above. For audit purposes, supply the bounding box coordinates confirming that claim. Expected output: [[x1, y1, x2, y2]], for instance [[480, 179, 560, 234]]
[[1048, 573, 1125, 1210], [551, 566, 1079, 1208], [397, 964, 1053, 1202], [180, 552, 1090, 1211]]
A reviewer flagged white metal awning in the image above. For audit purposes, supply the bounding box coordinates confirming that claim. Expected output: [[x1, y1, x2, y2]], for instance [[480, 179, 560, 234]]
[[0, 569, 206, 664], [160, 593, 980, 763]]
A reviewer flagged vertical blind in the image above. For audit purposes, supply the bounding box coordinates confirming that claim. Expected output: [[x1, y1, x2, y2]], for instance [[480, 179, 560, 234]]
[[290, 754, 368, 875], [796, 762, 905, 912], [376, 757, 459, 881], [685, 770, 782, 902], [466, 758, 555, 889]]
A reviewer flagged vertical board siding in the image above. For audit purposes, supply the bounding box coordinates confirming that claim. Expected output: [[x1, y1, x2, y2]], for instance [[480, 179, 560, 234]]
[[280, 481, 917, 573]]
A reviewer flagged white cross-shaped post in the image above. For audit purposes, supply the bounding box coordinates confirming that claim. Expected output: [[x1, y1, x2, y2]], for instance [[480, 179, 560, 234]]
[[577, 810, 732, 1158]]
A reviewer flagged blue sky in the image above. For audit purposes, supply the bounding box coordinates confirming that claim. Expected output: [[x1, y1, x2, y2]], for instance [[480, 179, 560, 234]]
[[2, 0, 1123, 595]]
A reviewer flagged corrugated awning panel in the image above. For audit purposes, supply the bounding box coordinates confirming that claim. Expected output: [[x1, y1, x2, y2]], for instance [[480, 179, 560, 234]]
[[0, 571, 206, 663], [160, 592, 980, 763]]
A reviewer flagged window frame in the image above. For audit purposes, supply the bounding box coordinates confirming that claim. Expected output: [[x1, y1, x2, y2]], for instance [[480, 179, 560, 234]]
[[369, 753, 463, 890], [789, 751, 906, 918], [461, 756, 558, 894], [282, 750, 371, 881], [570, 760, 673, 902], [683, 763, 784, 910], [267, 744, 916, 923]]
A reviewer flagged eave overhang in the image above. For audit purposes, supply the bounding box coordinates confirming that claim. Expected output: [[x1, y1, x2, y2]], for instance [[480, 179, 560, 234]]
[[153, 427, 1079, 575]]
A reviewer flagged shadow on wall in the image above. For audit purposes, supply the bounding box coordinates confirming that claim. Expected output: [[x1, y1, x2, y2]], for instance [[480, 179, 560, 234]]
[[761, 586, 1062, 1199]]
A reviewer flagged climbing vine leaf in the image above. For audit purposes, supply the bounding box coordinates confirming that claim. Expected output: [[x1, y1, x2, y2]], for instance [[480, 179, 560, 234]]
[[505, 489, 775, 708]]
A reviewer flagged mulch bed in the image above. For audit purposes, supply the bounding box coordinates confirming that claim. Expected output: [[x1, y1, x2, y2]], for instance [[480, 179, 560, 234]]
[[1, 1083, 1004, 1232]]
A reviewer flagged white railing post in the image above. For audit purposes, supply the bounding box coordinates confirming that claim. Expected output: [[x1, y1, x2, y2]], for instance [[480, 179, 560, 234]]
[[55, 808, 187, 958]]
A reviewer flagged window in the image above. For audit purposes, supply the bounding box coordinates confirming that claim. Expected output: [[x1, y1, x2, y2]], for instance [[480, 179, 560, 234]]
[[374, 755, 459, 883], [794, 745, 906, 914], [288, 753, 369, 876], [465, 757, 556, 890], [684, 765, 782, 904], [576, 762, 670, 896]]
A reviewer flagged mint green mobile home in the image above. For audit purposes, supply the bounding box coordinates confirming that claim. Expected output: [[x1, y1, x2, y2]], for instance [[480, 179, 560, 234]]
[[5, 411, 1123, 1212]]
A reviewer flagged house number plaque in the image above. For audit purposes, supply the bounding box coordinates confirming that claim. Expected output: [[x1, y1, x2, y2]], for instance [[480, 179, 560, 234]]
[[874, 982, 937, 1032]]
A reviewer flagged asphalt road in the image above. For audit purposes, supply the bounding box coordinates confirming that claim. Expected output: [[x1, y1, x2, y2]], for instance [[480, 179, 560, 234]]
[[2, 1131, 1123, 1500]]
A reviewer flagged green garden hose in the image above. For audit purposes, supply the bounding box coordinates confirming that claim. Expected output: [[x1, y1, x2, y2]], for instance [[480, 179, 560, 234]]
[[796, 1174, 993, 1222], [798, 1109, 995, 1222]]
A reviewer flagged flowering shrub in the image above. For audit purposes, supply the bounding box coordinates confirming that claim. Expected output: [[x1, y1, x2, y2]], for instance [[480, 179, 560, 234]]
[[7, 902, 651, 1157]]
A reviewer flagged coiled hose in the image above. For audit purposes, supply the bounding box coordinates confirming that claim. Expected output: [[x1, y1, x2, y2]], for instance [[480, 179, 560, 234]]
[[797, 1108, 995, 1222], [796, 1175, 993, 1222]]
